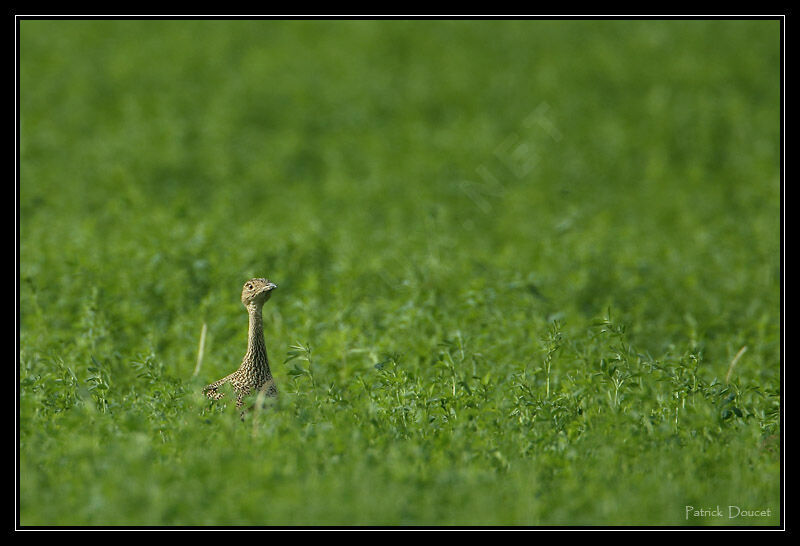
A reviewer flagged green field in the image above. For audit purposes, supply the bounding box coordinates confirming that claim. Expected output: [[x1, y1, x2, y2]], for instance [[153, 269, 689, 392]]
[[19, 20, 781, 526]]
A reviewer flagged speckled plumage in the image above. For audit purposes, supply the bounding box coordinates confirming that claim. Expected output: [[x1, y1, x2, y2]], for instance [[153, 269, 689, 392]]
[[203, 278, 278, 408]]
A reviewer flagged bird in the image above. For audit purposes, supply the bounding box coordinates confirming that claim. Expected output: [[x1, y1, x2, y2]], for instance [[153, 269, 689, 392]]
[[203, 278, 278, 409]]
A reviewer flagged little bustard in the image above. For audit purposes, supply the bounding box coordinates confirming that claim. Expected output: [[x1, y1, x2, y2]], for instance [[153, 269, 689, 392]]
[[203, 278, 278, 408]]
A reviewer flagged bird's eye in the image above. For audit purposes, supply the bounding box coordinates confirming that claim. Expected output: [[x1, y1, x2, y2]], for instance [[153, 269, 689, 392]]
[[247, 284, 253, 290]]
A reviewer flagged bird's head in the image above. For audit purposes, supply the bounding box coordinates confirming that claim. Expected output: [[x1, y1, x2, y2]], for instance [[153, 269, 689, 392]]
[[241, 277, 277, 307]]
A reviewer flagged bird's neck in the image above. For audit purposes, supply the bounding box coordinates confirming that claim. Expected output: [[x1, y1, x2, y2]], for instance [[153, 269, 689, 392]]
[[243, 303, 269, 371]]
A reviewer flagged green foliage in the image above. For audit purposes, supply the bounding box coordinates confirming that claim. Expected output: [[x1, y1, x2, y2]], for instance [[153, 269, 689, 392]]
[[19, 19, 780, 526]]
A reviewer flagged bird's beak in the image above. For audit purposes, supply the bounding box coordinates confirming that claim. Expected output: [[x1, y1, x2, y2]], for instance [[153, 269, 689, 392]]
[[266, 282, 277, 291]]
